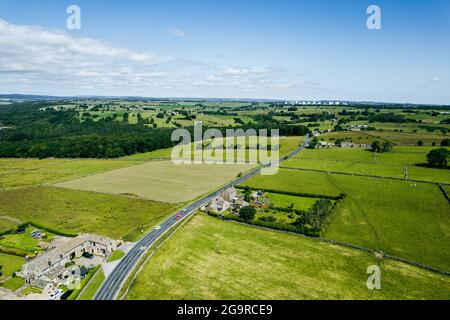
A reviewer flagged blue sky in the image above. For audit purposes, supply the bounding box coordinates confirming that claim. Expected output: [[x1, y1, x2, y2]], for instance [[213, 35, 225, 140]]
[[0, 0, 449, 103]]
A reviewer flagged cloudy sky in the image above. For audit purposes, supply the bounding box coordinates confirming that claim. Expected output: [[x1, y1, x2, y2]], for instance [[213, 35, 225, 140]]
[[0, 0, 449, 103]]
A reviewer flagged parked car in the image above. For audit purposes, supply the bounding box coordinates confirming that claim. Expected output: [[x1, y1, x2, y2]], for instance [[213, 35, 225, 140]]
[[49, 289, 63, 300], [82, 252, 94, 259], [60, 290, 73, 301]]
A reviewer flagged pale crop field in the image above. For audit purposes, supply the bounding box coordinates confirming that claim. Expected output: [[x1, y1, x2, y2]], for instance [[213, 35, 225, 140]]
[[55, 161, 256, 203], [0, 159, 140, 189], [126, 214, 450, 300]]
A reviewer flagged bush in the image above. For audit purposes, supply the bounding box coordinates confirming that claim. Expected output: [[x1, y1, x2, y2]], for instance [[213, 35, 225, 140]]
[[239, 206, 256, 221], [426, 148, 449, 168]]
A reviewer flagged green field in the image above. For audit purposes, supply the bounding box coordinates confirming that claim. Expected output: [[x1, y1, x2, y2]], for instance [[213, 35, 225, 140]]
[[321, 132, 377, 144], [283, 159, 405, 179], [244, 169, 450, 271], [0, 253, 24, 281], [283, 148, 450, 184], [126, 214, 450, 300], [0, 186, 178, 240], [0, 276, 25, 291], [369, 131, 448, 146], [242, 168, 342, 197], [266, 193, 321, 211], [55, 161, 255, 203], [0, 159, 139, 189], [123, 136, 304, 161], [322, 174, 450, 271], [0, 226, 53, 256]]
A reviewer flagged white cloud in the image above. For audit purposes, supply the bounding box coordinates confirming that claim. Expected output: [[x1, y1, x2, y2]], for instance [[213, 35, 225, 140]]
[[0, 19, 317, 99], [431, 76, 443, 82], [168, 27, 186, 37], [218, 66, 270, 76]]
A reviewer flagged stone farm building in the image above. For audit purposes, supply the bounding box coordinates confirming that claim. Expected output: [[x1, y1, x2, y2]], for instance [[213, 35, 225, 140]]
[[340, 142, 371, 149], [21, 234, 119, 286]]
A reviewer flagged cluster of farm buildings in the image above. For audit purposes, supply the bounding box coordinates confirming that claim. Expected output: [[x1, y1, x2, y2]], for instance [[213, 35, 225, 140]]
[[202, 188, 269, 215], [17, 234, 120, 292]]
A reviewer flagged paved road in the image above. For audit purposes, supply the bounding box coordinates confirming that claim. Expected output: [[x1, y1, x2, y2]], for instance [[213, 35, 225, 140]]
[[94, 135, 310, 300]]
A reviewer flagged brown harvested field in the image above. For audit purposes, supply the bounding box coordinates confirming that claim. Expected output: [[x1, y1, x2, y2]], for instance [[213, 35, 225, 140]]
[[54, 161, 256, 203]]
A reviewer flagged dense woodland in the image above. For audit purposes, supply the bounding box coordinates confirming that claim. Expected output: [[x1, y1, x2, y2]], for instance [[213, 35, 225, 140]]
[[0, 102, 309, 159]]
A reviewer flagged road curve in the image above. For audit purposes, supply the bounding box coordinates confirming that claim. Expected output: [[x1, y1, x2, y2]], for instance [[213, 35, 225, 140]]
[[94, 135, 310, 300]]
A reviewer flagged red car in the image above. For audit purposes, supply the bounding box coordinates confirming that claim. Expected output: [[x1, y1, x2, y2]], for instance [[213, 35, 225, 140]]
[[176, 214, 183, 221]]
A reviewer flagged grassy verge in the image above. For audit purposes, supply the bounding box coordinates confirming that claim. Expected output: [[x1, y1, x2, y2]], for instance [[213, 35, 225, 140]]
[[107, 250, 125, 262], [77, 269, 105, 300]]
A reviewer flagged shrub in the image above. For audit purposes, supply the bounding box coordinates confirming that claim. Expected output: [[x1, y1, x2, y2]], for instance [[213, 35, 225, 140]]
[[239, 206, 256, 221], [426, 148, 449, 168]]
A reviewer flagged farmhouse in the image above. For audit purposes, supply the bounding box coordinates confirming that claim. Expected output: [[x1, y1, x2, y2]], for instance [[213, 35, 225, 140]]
[[21, 234, 119, 284], [340, 142, 371, 149], [203, 188, 249, 214]]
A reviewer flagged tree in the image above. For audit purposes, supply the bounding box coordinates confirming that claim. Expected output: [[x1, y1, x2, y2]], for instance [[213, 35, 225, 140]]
[[243, 186, 252, 203], [441, 138, 450, 147], [417, 140, 424, 146], [308, 137, 319, 149], [381, 141, 393, 153], [239, 206, 256, 221], [426, 148, 449, 168], [371, 140, 381, 153]]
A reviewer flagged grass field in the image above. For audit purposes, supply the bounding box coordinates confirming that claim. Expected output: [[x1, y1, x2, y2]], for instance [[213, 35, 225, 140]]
[[0, 186, 178, 240], [368, 131, 448, 146], [0, 217, 18, 235], [322, 174, 450, 272], [321, 132, 377, 144], [243, 168, 450, 271], [266, 193, 321, 211], [283, 159, 405, 179], [123, 136, 304, 161], [0, 226, 52, 256], [126, 214, 450, 300], [241, 168, 342, 197], [283, 148, 450, 184], [55, 161, 255, 203], [0, 253, 24, 281], [0, 276, 25, 291], [0, 159, 139, 189]]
